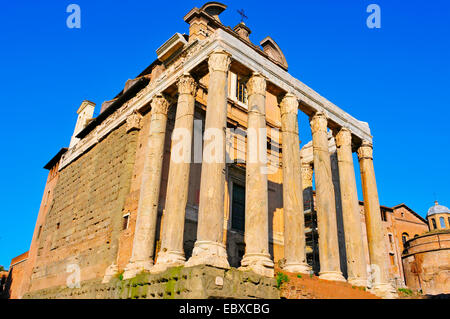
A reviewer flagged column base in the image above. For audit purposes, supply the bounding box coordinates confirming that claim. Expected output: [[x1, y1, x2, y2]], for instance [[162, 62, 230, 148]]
[[348, 277, 369, 288], [122, 259, 153, 280], [371, 283, 398, 299], [150, 250, 186, 274], [102, 263, 119, 284], [319, 271, 346, 282], [281, 262, 311, 275], [239, 253, 274, 277], [185, 240, 230, 269]]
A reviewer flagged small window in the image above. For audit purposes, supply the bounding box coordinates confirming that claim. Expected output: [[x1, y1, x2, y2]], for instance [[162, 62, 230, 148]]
[[231, 184, 245, 232], [236, 77, 248, 104], [122, 214, 130, 230], [431, 218, 437, 229], [56, 222, 60, 230], [381, 209, 387, 222], [414, 234, 419, 238], [440, 217, 446, 229]]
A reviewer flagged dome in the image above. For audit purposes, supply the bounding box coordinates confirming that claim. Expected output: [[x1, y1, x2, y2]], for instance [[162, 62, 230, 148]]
[[427, 201, 450, 217]]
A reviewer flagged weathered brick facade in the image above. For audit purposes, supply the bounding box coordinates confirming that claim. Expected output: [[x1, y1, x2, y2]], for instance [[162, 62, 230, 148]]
[[28, 124, 138, 293]]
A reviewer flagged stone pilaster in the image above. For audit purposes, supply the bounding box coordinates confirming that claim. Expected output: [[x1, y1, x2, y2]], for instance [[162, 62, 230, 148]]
[[151, 74, 197, 273], [335, 128, 368, 287], [186, 50, 232, 269], [357, 141, 397, 298], [310, 112, 345, 282], [239, 73, 274, 277], [279, 93, 310, 274], [123, 94, 170, 279]]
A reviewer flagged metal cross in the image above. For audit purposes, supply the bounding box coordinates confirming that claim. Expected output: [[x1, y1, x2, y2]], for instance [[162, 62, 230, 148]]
[[237, 9, 248, 23]]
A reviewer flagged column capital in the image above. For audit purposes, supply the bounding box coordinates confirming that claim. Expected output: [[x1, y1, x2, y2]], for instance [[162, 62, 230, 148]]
[[280, 93, 299, 116], [335, 127, 352, 147], [357, 140, 373, 160], [208, 49, 232, 73], [247, 72, 267, 96], [126, 111, 142, 133], [151, 94, 170, 115], [310, 112, 328, 134], [177, 73, 197, 95]]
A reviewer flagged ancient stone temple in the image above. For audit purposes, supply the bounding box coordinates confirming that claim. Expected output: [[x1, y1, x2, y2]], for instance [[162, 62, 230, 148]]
[[16, 2, 399, 299]]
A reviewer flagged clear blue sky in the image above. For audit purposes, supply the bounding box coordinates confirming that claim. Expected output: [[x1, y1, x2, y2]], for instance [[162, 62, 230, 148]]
[[0, 1, 449, 268]]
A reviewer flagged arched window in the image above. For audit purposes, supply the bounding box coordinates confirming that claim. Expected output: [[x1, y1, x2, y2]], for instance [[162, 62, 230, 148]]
[[431, 218, 437, 229], [402, 233, 409, 246], [440, 217, 446, 229], [414, 234, 419, 238]]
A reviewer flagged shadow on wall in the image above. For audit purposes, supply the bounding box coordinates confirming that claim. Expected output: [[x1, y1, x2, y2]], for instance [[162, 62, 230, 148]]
[[0, 269, 12, 299]]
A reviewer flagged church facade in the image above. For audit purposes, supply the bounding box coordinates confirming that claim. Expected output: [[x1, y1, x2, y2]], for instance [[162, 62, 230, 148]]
[[7, 2, 431, 299]]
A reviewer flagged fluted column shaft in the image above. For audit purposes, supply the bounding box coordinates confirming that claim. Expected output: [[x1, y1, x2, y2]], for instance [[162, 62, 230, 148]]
[[358, 141, 396, 297], [123, 94, 169, 279], [239, 73, 274, 277], [310, 112, 345, 282], [279, 94, 310, 274], [186, 50, 231, 269], [335, 128, 368, 286], [152, 74, 197, 273]]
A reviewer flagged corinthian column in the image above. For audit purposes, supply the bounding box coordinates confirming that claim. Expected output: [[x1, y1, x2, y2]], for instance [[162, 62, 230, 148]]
[[357, 141, 397, 298], [123, 94, 169, 279], [335, 128, 368, 287], [279, 93, 310, 274], [152, 74, 197, 273], [239, 73, 274, 277], [310, 112, 345, 282], [186, 50, 231, 269]]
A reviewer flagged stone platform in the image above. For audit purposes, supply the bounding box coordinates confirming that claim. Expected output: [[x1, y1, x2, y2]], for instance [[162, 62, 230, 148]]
[[23, 265, 279, 299]]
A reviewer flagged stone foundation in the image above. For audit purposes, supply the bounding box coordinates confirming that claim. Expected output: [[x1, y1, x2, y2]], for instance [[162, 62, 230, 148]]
[[23, 265, 279, 299]]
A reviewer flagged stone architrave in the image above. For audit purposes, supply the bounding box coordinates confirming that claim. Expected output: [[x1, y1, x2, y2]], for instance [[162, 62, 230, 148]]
[[239, 72, 274, 277], [186, 50, 232, 269], [358, 141, 397, 298], [279, 93, 310, 274], [152, 74, 197, 273], [310, 112, 345, 282], [335, 128, 368, 287], [123, 94, 170, 279]]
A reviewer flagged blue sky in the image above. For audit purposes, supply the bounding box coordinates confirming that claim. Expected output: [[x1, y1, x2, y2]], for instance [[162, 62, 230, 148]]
[[0, 1, 449, 268]]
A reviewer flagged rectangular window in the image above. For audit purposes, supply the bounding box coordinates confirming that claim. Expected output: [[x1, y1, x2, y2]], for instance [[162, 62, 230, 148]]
[[231, 184, 245, 232], [236, 77, 248, 104], [381, 209, 387, 222]]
